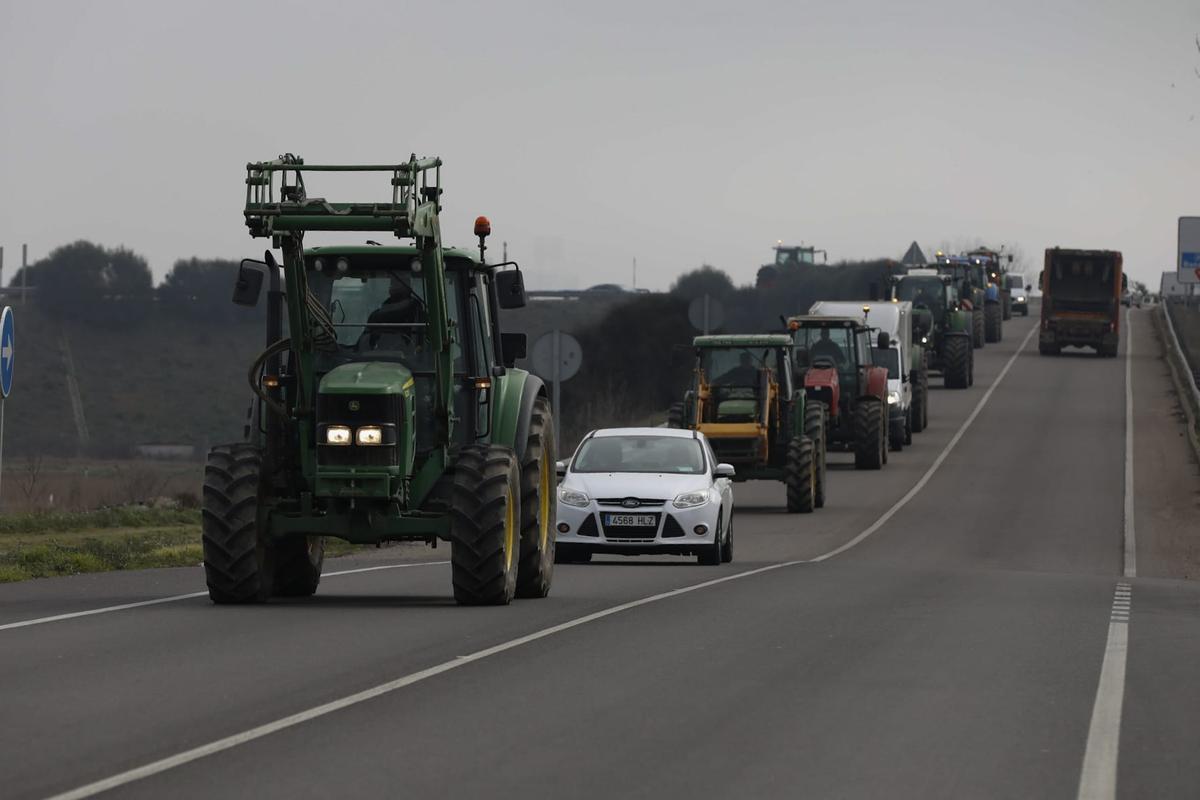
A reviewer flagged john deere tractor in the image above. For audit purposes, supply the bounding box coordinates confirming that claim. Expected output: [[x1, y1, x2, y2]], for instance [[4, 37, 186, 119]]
[[202, 155, 556, 606], [935, 254, 988, 349], [893, 270, 973, 389], [667, 335, 826, 513], [787, 316, 890, 470]]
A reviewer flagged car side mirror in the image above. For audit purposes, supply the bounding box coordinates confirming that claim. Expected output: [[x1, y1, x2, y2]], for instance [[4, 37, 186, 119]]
[[877, 331, 891, 349], [233, 259, 265, 306], [555, 460, 568, 478], [500, 332, 526, 367], [495, 269, 527, 309], [714, 463, 736, 479]]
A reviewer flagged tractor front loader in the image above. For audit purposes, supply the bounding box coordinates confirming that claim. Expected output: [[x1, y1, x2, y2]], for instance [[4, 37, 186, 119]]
[[203, 155, 556, 606]]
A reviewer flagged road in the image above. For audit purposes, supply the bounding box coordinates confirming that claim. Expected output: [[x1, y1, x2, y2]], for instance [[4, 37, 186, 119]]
[[3, 308, 1199, 799]]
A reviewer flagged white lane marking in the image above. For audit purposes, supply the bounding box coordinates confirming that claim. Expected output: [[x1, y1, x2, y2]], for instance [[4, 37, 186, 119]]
[[44, 559, 809, 800], [807, 322, 1038, 563], [44, 323, 1044, 798], [1077, 583, 1133, 800], [1123, 314, 1136, 578], [0, 561, 449, 633]]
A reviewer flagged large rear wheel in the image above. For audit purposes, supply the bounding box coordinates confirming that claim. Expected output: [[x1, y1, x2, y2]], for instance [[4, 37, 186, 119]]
[[202, 444, 273, 604], [516, 397, 556, 599], [784, 436, 816, 513], [973, 309, 985, 348], [450, 445, 522, 606], [803, 401, 827, 509], [985, 303, 1002, 343], [273, 536, 324, 597], [911, 370, 927, 433], [944, 336, 971, 389], [854, 399, 885, 470]]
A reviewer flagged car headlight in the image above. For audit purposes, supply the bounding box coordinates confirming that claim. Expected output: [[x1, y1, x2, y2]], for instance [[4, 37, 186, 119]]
[[558, 488, 590, 508], [887, 391, 900, 405], [356, 426, 383, 446], [325, 425, 352, 446], [673, 491, 710, 509]]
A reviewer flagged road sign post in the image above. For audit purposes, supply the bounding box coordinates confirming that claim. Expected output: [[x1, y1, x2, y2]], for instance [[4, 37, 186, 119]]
[[1179, 217, 1200, 285], [0, 307, 14, 510], [529, 330, 582, 422]]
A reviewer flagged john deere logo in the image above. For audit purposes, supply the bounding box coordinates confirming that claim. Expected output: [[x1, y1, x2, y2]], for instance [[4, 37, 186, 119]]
[[348, 401, 361, 412], [621, 498, 640, 508]]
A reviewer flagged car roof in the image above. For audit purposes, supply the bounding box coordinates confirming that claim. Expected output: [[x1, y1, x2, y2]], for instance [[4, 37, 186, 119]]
[[589, 427, 699, 440]]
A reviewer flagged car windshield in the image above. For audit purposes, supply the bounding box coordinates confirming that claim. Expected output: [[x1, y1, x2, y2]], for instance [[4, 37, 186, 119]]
[[871, 347, 900, 377], [573, 435, 707, 474]]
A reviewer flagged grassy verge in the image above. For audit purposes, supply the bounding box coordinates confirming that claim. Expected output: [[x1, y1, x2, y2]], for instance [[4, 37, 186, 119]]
[[0, 509, 368, 583]]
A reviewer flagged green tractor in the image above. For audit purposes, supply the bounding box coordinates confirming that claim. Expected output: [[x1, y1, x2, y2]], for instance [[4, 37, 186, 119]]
[[893, 270, 974, 389], [667, 335, 827, 513], [203, 155, 557, 606], [935, 254, 987, 349]]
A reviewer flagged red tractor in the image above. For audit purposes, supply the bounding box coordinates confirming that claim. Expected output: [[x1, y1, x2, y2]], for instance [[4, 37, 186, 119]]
[[787, 315, 891, 470]]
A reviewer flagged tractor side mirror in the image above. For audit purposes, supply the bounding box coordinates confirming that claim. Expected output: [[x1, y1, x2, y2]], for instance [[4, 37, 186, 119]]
[[714, 463, 736, 479], [500, 332, 527, 367], [877, 331, 891, 349], [495, 269, 527, 309], [233, 260, 265, 307]]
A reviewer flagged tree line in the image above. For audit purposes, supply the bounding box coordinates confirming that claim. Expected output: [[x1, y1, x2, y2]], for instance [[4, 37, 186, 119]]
[[9, 240, 247, 326]]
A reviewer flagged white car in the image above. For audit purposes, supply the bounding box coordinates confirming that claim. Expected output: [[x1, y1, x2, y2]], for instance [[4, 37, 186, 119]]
[[555, 427, 735, 565]]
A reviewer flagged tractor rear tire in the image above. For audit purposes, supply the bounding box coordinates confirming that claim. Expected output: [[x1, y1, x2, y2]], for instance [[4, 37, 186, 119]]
[[904, 406, 913, 445], [854, 399, 885, 470], [973, 309, 985, 348], [202, 444, 273, 604], [1002, 296, 1012, 321], [273, 536, 324, 597], [667, 402, 685, 429], [450, 444, 522, 606], [985, 304, 1002, 343], [804, 402, 827, 509], [944, 336, 971, 389], [911, 371, 927, 433], [784, 436, 816, 513], [516, 397, 556, 599]]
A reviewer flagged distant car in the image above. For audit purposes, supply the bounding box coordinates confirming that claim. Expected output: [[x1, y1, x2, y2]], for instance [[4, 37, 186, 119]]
[[1007, 274, 1030, 316], [555, 427, 735, 565]]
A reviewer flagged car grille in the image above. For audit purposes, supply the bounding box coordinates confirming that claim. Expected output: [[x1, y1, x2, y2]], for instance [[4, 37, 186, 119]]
[[661, 515, 686, 538], [600, 512, 661, 540], [595, 498, 666, 507]]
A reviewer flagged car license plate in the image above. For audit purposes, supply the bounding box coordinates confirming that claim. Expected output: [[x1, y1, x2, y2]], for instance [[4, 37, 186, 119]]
[[603, 513, 657, 527]]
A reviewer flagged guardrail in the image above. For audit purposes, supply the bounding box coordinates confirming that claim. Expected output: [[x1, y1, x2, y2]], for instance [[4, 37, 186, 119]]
[[1163, 300, 1200, 397], [1158, 301, 1200, 461]]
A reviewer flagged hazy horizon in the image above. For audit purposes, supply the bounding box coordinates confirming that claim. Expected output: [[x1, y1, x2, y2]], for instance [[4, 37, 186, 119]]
[[2, 0, 1197, 291]]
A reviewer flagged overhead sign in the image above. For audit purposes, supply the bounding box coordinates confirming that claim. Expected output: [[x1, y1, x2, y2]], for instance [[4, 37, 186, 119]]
[[0, 307, 13, 398], [1179, 217, 1200, 284]]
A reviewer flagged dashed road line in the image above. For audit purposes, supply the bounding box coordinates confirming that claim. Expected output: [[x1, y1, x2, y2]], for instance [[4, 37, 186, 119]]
[[0, 561, 449, 633], [1077, 582, 1133, 800]]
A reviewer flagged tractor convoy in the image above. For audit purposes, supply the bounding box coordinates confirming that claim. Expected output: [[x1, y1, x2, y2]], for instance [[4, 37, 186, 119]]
[[201, 154, 1083, 600]]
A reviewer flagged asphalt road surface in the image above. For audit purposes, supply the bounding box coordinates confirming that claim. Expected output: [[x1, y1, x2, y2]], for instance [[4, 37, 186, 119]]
[[3, 307, 1199, 800]]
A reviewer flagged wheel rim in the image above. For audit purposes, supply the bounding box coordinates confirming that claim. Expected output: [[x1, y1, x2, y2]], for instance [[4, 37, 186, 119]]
[[538, 450, 551, 551], [504, 487, 516, 573]]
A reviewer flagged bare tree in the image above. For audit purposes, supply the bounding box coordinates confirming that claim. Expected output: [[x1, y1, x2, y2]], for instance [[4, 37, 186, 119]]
[[18, 456, 44, 508]]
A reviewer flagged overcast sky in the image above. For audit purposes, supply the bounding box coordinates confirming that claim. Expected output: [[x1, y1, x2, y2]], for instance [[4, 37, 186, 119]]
[[2, 0, 1197, 290]]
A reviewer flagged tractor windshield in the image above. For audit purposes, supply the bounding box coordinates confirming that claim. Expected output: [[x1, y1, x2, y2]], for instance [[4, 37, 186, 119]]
[[896, 277, 945, 317], [701, 347, 771, 388], [792, 327, 852, 370]]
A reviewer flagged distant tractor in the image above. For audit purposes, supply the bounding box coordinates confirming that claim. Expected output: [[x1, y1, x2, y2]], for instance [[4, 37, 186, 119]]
[[787, 316, 890, 470], [809, 300, 927, 449], [668, 335, 827, 513], [893, 270, 974, 389], [756, 242, 828, 288], [202, 155, 557, 607], [1038, 248, 1123, 357], [968, 247, 1014, 323], [936, 254, 987, 349]]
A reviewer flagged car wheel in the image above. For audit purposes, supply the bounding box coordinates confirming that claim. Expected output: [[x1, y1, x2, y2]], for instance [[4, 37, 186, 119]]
[[698, 512, 722, 565], [720, 514, 733, 563]]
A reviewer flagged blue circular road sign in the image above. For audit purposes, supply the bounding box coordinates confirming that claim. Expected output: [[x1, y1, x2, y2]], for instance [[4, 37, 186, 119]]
[[0, 306, 14, 398]]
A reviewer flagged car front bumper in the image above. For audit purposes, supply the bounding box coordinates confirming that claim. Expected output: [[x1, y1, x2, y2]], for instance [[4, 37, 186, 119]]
[[556, 500, 720, 555]]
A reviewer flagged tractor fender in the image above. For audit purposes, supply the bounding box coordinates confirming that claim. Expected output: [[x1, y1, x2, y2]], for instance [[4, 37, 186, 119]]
[[493, 369, 548, 461], [862, 366, 888, 401]]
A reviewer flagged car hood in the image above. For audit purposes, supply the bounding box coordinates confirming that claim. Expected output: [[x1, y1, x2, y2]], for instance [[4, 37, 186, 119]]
[[563, 471, 710, 501]]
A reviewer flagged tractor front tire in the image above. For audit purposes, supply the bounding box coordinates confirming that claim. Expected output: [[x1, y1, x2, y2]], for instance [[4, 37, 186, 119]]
[[911, 371, 927, 433], [904, 406, 913, 446], [854, 399, 885, 470], [516, 397, 556, 599], [804, 402, 827, 509], [273, 536, 324, 597], [973, 309, 985, 348], [202, 444, 273, 604], [944, 336, 971, 389], [784, 436, 816, 513], [667, 402, 685, 429], [450, 445, 522, 606], [985, 304, 1002, 343]]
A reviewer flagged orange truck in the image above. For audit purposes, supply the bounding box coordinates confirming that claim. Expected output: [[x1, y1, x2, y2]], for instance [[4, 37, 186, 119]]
[[1039, 248, 1123, 358]]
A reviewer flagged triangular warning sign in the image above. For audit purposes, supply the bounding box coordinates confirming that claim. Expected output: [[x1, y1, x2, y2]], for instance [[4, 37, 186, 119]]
[[901, 241, 927, 266]]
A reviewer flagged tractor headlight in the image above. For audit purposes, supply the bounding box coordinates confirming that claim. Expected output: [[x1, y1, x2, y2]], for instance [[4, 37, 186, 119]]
[[558, 488, 591, 508], [887, 391, 900, 405], [356, 426, 383, 446], [921, 336, 928, 344], [673, 491, 710, 509], [325, 425, 352, 446]]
